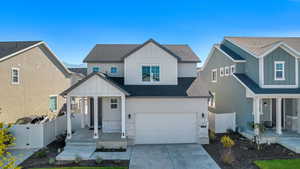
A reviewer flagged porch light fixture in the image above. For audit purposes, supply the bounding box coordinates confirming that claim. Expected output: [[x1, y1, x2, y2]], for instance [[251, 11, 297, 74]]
[[128, 114, 131, 119]]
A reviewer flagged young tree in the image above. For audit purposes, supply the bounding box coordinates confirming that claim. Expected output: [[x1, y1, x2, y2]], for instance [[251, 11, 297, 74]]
[[0, 123, 21, 169]]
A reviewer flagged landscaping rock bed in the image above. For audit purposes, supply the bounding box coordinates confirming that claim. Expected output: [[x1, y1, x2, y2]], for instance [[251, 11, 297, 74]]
[[203, 133, 300, 169], [20, 135, 129, 169]]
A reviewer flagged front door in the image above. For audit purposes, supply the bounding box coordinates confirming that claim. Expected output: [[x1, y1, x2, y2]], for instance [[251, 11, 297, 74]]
[[90, 97, 102, 128]]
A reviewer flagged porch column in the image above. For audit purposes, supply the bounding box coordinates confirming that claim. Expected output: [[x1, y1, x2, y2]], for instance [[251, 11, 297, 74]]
[[276, 98, 282, 135], [67, 96, 72, 139], [121, 95, 126, 139], [297, 99, 300, 134], [253, 97, 260, 135], [93, 96, 99, 139], [80, 98, 85, 128]]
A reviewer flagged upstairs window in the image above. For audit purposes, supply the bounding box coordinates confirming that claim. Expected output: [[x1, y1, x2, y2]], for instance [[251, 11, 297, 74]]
[[225, 66, 230, 76], [142, 65, 160, 82], [110, 98, 118, 109], [11, 67, 20, 84], [274, 61, 285, 80], [111, 67, 117, 73], [230, 65, 236, 75], [49, 96, 58, 112], [92, 67, 100, 72], [211, 69, 217, 82]]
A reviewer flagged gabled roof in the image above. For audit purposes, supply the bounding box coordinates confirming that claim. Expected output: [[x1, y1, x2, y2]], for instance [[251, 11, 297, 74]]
[[225, 37, 300, 58], [234, 73, 300, 94], [0, 41, 42, 61], [0, 41, 72, 77], [83, 39, 200, 63], [61, 72, 130, 96]]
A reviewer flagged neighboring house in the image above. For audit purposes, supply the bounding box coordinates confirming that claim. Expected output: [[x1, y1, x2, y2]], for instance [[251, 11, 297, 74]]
[[200, 37, 300, 137], [0, 41, 74, 123], [61, 39, 210, 145]]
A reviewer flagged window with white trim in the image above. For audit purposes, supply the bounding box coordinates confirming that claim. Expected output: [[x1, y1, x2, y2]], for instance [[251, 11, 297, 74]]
[[49, 96, 58, 112], [142, 65, 160, 82], [111, 67, 117, 74], [230, 65, 236, 75], [220, 67, 224, 77], [274, 61, 285, 80], [208, 92, 215, 108], [110, 98, 118, 109], [11, 67, 20, 84], [211, 69, 217, 82], [225, 66, 230, 76]]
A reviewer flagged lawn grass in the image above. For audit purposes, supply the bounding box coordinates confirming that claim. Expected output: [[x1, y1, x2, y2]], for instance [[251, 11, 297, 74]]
[[31, 167, 127, 169], [254, 159, 300, 169]]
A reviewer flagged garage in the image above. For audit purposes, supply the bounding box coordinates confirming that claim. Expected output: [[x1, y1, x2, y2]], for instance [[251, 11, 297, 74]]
[[135, 112, 197, 144]]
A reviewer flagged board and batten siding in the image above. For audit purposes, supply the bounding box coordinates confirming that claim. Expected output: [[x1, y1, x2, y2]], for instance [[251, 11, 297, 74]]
[[124, 42, 178, 85], [125, 97, 209, 144], [87, 63, 124, 77], [201, 47, 254, 131], [102, 97, 121, 133], [263, 48, 296, 85]]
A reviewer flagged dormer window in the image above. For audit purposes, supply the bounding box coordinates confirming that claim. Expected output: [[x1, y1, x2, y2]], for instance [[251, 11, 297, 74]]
[[274, 61, 285, 80], [93, 67, 100, 72], [142, 65, 160, 82]]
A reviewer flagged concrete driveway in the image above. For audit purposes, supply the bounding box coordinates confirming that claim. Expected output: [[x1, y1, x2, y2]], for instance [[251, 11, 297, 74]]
[[129, 144, 220, 169]]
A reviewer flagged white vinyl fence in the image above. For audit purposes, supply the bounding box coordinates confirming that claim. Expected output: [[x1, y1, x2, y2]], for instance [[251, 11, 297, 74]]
[[208, 112, 236, 133], [9, 114, 67, 149]]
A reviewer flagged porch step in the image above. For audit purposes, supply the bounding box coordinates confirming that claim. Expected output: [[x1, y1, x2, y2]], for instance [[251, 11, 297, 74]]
[[278, 137, 300, 153], [56, 145, 96, 161], [96, 139, 127, 149]]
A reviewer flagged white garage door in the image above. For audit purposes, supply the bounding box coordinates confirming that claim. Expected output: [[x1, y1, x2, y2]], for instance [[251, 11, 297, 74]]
[[135, 112, 197, 144]]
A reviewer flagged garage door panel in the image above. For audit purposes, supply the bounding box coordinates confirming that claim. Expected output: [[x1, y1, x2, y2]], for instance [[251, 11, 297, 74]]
[[135, 112, 197, 144]]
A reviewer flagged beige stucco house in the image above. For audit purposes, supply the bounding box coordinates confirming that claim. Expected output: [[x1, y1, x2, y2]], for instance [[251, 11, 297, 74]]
[[0, 41, 74, 123], [61, 39, 210, 146]]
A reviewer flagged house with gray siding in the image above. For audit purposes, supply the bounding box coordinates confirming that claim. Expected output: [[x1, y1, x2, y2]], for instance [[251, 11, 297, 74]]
[[200, 37, 300, 152], [61, 39, 210, 147]]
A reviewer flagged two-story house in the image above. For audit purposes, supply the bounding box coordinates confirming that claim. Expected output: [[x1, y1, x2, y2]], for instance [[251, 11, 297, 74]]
[[61, 39, 210, 146], [200, 37, 300, 145], [0, 41, 75, 123]]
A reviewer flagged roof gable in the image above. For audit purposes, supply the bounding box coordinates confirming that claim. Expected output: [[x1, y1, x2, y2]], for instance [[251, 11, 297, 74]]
[[83, 39, 200, 63], [224, 37, 300, 58]]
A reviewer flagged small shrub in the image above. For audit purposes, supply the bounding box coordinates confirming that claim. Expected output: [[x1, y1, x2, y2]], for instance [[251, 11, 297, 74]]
[[226, 128, 235, 135], [48, 157, 56, 165], [221, 135, 235, 148], [34, 148, 48, 158], [74, 154, 82, 164], [221, 150, 235, 165], [95, 155, 103, 164], [209, 130, 216, 142]]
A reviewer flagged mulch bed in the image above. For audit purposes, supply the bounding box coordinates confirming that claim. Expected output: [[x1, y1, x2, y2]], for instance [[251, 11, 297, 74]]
[[203, 133, 300, 169], [20, 135, 129, 169]]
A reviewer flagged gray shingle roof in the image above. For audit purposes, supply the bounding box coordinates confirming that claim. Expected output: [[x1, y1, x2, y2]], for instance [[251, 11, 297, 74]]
[[61, 72, 209, 97], [234, 73, 300, 94], [0, 41, 42, 60], [218, 44, 245, 61], [83, 39, 200, 63], [68, 68, 88, 76], [225, 37, 300, 57]]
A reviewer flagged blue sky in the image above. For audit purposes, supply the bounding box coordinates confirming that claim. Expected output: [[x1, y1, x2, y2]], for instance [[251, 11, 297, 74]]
[[0, 0, 300, 66]]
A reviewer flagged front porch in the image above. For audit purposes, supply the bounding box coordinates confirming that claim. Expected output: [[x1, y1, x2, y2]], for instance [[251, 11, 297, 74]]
[[247, 96, 300, 153]]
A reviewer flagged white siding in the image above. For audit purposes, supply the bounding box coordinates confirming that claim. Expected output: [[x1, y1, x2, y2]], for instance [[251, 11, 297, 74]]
[[87, 63, 124, 77], [124, 42, 178, 85], [178, 63, 198, 77]]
